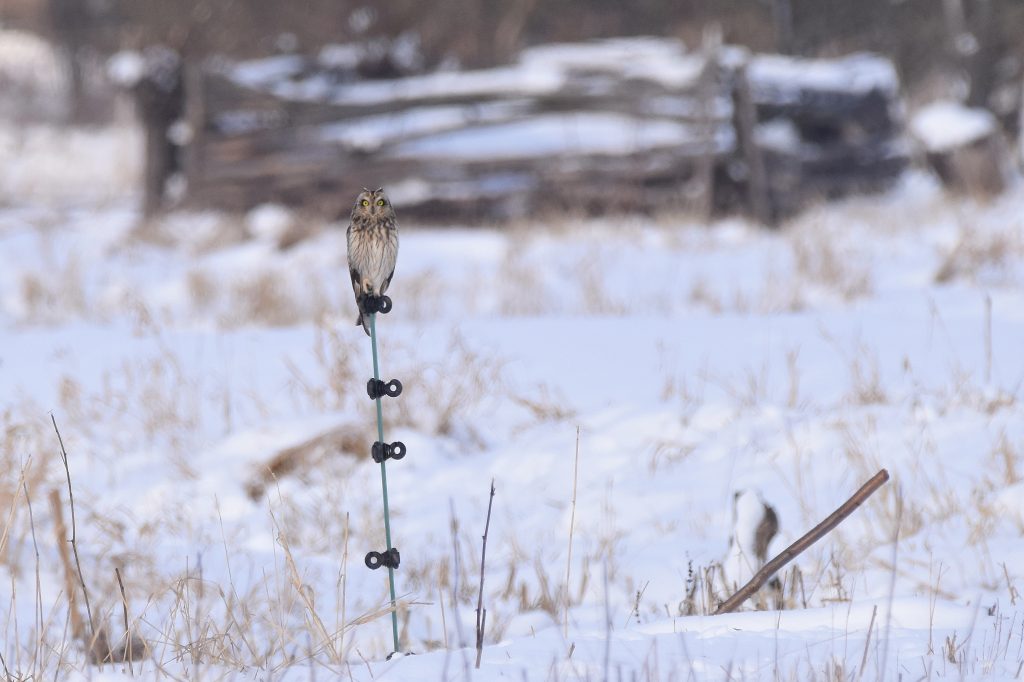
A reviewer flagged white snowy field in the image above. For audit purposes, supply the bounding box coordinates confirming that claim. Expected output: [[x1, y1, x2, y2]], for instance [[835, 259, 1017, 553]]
[[1, 117, 1024, 682]]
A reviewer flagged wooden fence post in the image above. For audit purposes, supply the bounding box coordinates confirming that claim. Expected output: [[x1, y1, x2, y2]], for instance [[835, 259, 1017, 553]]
[[694, 26, 722, 222], [732, 59, 773, 226]]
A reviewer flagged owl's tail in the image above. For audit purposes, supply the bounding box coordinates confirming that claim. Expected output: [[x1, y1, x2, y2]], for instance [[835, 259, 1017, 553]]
[[356, 312, 371, 336]]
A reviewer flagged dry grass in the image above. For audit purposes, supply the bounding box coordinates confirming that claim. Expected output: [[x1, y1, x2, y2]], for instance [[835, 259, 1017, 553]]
[[136, 212, 247, 254], [934, 217, 1022, 285], [226, 270, 320, 328], [496, 239, 551, 317], [245, 423, 364, 501], [788, 216, 873, 302], [388, 331, 507, 441], [1, 459, 405, 677], [56, 349, 203, 461], [0, 412, 55, 574], [18, 257, 89, 324]]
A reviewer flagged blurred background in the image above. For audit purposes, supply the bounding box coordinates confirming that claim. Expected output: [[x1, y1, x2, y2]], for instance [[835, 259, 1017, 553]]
[[1, 0, 1021, 225]]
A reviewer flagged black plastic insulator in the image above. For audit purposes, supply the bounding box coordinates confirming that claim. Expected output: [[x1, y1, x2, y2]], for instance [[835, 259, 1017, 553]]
[[385, 379, 402, 397], [367, 379, 386, 399], [372, 441, 407, 463], [367, 378, 403, 400], [365, 547, 401, 570]]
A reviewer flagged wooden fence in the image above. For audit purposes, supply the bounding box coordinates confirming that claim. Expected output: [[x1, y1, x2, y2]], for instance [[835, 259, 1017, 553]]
[[176, 38, 908, 224]]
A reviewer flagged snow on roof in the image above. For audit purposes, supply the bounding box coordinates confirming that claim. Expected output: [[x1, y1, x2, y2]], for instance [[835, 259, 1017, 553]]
[[909, 100, 997, 152]]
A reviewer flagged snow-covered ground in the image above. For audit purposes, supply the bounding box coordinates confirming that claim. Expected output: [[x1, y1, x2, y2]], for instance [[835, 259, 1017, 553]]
[[1, 114, 1024, 681]]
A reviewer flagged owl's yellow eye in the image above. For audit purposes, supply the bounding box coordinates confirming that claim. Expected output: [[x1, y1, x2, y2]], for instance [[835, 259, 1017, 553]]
[[361, 200, 369, 207], [376, 199, 385, 206]]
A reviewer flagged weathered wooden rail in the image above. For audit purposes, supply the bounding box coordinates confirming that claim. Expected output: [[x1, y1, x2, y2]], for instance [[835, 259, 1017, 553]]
[[177, 38, 908, 224]]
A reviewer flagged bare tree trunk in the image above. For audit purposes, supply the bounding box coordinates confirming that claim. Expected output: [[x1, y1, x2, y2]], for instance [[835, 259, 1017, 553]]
[[772, 0, 794, 55], [1019, 73, 1024, 169], [964, 0, 999, 109], [944, 0, 999, 110], [182, 61, 205, 205], [942, 0, 966, 41], [134, 51, 183, 216], [494, 0, 539, 65]]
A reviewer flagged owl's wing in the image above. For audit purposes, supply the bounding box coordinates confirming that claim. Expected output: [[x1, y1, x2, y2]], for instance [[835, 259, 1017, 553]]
[[753, 505, 779, 562], [349, 267, 362, 298], [380, 268, 395, 295]]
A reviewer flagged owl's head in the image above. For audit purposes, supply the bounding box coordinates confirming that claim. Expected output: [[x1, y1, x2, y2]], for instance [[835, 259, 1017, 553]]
[[351, 188, 393, 220]]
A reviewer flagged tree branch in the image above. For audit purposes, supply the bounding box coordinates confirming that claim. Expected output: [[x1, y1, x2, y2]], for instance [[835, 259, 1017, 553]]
[[714, 468, 890, 615], [475, 479, 496, 669]]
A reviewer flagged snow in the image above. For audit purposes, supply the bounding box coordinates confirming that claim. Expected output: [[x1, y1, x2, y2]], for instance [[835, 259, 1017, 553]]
[[318, 43, 363, 70], [226, 37, 724, 107], [3, 117, 1024, 679], [246, 203, 294, 242], [756, 118, 801, 152], [106, 50, 146, 87], [330, 64, 565, 106], [911, 100, 998, 153], [319, 102, 529, 152], [388, 112, 733, 160], [518, 37, 705, 89], [0, 125, 140, 204], [0, 29, 66, 120], [748, 52, 900, 97], [0, 28, 62, 79], [231, 38, 902, 114], [230, 54, 307, 88]]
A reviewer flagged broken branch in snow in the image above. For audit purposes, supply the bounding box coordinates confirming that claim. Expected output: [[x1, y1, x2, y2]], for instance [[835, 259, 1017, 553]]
[[475, 479, 496, 669], [714, 468, 890, 615]]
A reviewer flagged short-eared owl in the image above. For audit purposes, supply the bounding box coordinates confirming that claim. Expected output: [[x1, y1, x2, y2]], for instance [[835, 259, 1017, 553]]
[[346, 188, 399, 336], [723, 489, 781, 603]]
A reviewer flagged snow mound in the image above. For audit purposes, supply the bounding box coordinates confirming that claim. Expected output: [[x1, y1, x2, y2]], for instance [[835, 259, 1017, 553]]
[[910, 100, 997, 152]]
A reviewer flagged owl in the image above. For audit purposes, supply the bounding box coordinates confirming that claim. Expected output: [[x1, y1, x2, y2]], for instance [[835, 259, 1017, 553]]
[[346, 188, 399, 336], [723, 489, 781, 600]]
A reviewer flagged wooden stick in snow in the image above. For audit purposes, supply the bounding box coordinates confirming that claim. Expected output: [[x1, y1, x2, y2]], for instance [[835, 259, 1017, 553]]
[[714, 468, 890, 615], [475, 479, 496, 669]]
